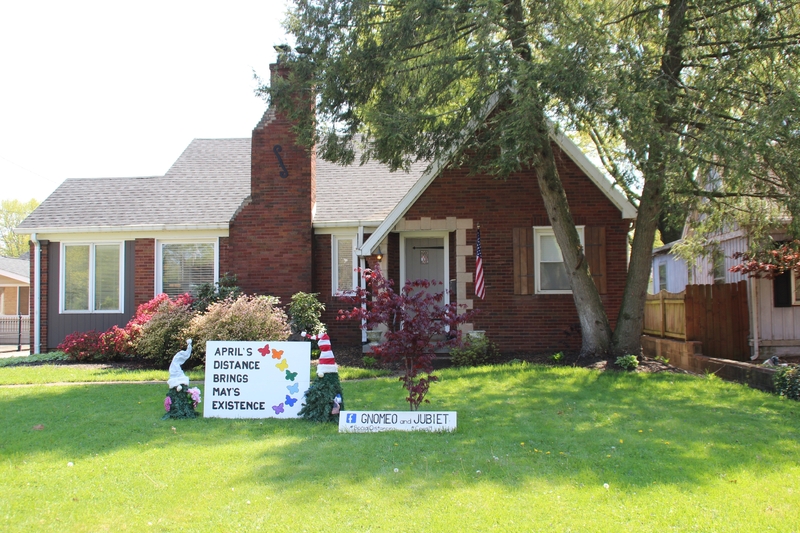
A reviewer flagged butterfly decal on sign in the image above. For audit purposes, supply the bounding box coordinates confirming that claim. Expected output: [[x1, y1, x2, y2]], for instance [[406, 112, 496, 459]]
[[271, 349, 284, 360], [257, 344, 270, 357], [286, 383, 299, 394], [272, 403, 285, 415], [275, 359, 289, 371], [285, 370, 298, 381], [285, 395, 297, 407]]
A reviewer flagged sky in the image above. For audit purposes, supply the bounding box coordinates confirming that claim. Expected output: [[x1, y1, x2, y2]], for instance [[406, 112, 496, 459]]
[[0, 0, 292, 204]]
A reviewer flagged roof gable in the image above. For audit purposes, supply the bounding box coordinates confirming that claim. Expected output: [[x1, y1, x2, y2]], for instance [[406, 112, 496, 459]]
[[359, 127, 637, 256]]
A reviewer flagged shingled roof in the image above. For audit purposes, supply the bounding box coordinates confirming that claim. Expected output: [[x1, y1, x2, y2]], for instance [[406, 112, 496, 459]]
[[17, 138, 426, 232], [17, 139, 251, 232], [0, 256, 30, 282]]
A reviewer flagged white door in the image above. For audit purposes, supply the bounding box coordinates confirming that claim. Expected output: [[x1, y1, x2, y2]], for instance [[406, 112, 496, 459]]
[[404, 237, 446, 299]]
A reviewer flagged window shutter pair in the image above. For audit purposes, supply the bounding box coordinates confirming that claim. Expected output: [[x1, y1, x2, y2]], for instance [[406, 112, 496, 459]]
[[512, 226, 607, 295]]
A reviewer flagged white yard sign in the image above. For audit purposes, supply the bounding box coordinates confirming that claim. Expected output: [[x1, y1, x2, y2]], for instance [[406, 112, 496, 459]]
[[203, 341, 310, 419], [338, 411, 457, 433]]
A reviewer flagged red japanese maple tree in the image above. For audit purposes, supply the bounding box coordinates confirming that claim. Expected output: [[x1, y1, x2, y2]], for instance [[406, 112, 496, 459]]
[[338, 267, 474, 410]]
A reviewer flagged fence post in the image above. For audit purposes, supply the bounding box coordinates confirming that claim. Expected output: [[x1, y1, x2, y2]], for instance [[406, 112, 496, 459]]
[[660, 291, 666, 338]]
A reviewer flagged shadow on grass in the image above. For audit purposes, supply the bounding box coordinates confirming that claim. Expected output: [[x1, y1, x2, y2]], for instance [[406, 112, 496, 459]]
[[2, 365, 799, 493]]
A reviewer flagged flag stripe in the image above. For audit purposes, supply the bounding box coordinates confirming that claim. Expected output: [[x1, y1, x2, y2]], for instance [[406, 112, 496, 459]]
[[475, 228, 485, 299]]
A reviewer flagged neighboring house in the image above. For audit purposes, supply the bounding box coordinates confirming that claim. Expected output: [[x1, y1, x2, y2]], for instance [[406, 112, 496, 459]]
[[0, 254, 30, 345], [652, 223, 800, 359], [651, 240, 692, 294], [17, 63, 637, 355]]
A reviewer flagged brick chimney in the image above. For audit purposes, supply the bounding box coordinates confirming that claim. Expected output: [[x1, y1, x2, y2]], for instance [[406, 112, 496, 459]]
[[228, 62, 315, 302]]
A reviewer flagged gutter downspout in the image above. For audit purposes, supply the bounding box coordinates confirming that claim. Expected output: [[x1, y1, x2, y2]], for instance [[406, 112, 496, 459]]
[[32, 233, 41, 354], [358, 226, 366, 344], [751, 275, 760, 360]]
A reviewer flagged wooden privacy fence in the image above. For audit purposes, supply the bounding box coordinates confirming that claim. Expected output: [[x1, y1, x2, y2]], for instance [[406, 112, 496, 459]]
[[643, 281, 750, 361]]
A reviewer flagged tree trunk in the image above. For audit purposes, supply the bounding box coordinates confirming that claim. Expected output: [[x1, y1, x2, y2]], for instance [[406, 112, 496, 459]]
[[611, 0, 687, 355], [532, 121, 613, 356], [612, 171, 663, 355]]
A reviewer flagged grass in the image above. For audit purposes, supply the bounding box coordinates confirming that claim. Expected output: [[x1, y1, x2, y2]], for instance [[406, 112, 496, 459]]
[[1, 363, 799, 532], [0, 354, 389, 385]]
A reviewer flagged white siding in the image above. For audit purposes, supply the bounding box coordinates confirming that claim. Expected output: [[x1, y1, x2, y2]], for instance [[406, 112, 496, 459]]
[[651, 254, 689, 294], [754, 276, 800, 344]]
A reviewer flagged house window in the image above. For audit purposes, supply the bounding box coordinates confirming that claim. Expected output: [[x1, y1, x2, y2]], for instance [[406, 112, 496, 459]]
[[712, 250, 726, 285], [332, 235, 357, 294], [61, 243, 123, 313], [534, 226, 585, 294], [658, 263, 668, 292], [793, 271, 800, 306], [158, 242, 217, 298]]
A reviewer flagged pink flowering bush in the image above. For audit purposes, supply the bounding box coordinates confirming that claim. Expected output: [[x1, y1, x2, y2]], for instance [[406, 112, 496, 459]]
[[58, 330, 104, 362]]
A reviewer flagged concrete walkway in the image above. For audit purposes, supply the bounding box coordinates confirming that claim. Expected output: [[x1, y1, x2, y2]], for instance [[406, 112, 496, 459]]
[[0, 345, 30, 358]]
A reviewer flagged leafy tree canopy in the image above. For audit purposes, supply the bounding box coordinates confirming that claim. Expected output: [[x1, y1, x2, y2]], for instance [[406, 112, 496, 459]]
[[1, 198, 39, 257]]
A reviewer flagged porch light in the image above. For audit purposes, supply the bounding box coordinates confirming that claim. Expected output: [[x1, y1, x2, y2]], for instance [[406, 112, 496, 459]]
[[375, 246, 383, 261]]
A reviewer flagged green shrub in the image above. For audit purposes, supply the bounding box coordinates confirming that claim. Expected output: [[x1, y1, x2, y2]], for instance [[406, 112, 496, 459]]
[[774, 364, 800, 400], [136, 302, 194, 368], [615, 354, 640, 371], [288, 291, 325, 336], [450, 335, 500, 367], [550, 351, 564, 363], [188, 294, 291, 365], [192, 273, 241, 314], [362, 355, 378, 368]]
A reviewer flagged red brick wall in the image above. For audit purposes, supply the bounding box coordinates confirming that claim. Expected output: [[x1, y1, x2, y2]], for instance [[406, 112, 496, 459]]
[[311, 234, 362, 347], [134, 238, 155, 307], [402, 143, 631, 354], [228, 64, 315, 305]]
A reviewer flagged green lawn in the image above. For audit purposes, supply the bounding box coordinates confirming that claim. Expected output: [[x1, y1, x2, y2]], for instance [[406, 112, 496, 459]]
[[1, 363, 798, 532]]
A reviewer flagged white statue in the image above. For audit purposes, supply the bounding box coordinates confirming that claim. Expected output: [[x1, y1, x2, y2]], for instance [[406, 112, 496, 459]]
[[168, 339, 192, 389]]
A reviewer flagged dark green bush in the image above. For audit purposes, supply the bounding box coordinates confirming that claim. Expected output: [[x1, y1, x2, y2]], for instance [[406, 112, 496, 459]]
[[450, 334, 500, 367], [288, 291, 325, 336], [192, 273, 241, 313], [136, 302, 194, 368], [774, 365, 800, 400]]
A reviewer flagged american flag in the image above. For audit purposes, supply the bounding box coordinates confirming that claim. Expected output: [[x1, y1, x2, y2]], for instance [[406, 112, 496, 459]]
[[475, 227, 485, 299]]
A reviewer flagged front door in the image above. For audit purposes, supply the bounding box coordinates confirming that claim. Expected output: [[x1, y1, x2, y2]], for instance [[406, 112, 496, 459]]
[[404, 237, 446, 300]]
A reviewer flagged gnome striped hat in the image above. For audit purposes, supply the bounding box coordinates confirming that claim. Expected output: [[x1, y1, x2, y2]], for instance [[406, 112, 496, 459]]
[[302, 330, 338, 377]]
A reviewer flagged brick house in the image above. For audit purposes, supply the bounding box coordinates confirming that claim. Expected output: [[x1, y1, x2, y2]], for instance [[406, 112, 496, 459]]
[[17, 63, 636, 354]]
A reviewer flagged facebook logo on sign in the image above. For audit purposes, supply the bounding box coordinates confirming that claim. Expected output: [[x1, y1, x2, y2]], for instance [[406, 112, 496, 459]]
[[346, 413, 357, 424]]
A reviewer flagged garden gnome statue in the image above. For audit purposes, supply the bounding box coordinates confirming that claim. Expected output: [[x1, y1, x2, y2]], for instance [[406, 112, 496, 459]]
[[168, 339, 192, 389], [298, 331, 344, 422]]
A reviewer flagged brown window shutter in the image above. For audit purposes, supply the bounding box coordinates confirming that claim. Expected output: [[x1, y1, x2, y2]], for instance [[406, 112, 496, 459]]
[[584, 226, 607, 294], [513, 227, 534, 295]]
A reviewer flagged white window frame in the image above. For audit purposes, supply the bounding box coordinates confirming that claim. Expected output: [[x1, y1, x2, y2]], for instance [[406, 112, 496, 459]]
[[792, 270, 800, 306], [658, 262, 668, 292], [534, 226, 585, 295], [155, 239, 219, 298], [60, 242, 125, 314], [331, 234, 358, 296]]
